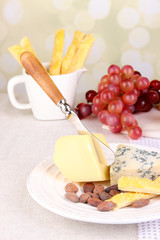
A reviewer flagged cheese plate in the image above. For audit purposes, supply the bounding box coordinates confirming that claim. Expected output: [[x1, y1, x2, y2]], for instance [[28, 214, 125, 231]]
[[27, 143, 160, 224]]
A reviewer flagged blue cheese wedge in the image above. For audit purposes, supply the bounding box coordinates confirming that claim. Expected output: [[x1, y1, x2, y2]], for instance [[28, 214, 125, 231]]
[[110, 144, 160, 185]]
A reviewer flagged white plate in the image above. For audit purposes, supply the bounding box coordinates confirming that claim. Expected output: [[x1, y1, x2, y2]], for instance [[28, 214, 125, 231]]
[[27, 143, 160, 224]]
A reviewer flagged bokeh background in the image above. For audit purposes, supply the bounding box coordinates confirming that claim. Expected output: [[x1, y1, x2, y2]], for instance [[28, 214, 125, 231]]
[[1, 0, 160, 102]]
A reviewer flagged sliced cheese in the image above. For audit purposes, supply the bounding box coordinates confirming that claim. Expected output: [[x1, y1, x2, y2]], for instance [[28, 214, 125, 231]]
[[118, 176, 160, 194], [106, 192, 155, 210], [53, 134, 110, 182], [110, 144, 160, 185]]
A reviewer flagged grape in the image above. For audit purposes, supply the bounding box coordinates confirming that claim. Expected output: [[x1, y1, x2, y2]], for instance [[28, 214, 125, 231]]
[[133, 71, 141, 76], [107, 84, 121, 96], [108, 64, 121, 74], [109, 124, 122, 133], [132, 120, 138, 128], [85, 90, 97, 103], [144, 103, 153, 112], [136, 77, 150, 90], [129, 105, 136, 113], [79, 104, 92, 118], [101, 74, 108, 82], [121, 108, 131, 115], [150, 80, 160, 90], [141, 89, 149, 95], [77, 103, 85, 108], [108, 100, 123, 114], [98, 81, 109, 93], [120, 79, 134, 92], [74, 107, 84, 119], [121, 65, 134, 79], [108, 73, 121, 85], [121, 112, 136, 127], [131, 74, 140, 84], [98, 110, 109, 125], [122, 91, 137, 105], [92, 105, 101, 115], [146, 90, 159, 104], [114, 97, 124, 108], [100, 90, 114, 104], [107, 113, 121, 127], [135, 96, 152, 112], [133, 87, 140, 97], [92, 94, 106, 109], [128, 126, 142, 140]]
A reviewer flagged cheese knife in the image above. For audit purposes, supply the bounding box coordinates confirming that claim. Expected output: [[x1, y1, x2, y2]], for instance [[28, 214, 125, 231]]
[[20, 51, 115, 165]]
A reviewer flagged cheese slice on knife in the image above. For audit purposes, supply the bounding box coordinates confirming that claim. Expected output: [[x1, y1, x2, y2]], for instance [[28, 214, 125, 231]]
[[53, 134, 110, 182]]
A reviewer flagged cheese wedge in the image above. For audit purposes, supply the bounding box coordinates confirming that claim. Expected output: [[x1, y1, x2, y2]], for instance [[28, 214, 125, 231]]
[[110, 144, 160, 185], [53, 134, 110, 182], [118, 176, 160, 194], [106, 192, 155, 210]]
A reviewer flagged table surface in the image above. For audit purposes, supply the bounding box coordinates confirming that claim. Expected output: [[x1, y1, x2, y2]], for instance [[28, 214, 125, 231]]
[[0, 93, 138, 240]]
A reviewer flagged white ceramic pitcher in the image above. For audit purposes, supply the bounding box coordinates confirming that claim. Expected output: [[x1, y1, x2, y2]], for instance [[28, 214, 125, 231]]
[[7, 63, 86, 120]]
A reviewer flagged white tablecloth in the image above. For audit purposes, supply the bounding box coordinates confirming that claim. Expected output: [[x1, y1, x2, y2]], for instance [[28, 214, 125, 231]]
[[0, 93, 141, 240]]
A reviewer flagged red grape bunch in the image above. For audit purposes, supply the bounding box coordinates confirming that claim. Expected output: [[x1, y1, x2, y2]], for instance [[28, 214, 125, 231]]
[[75, 64, 160, 140]]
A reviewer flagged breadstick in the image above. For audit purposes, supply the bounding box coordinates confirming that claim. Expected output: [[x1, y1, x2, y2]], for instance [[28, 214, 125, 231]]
[[61, 30, 85, 74], [49, 29, 64, 75]]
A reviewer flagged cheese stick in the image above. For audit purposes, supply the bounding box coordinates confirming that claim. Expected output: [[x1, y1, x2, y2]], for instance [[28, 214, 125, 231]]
[[61, 30, 85, 74], [20, 36, 36, 55], [66, 34, 95, 74], [8, 45, 25, 65], [49, 29, 64, 75]]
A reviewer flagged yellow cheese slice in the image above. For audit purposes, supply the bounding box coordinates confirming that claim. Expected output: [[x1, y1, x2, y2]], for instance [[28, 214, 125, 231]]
[[53, 134, 110, 182], [118, 176, 160, 194], [106, 192, 156, 210]]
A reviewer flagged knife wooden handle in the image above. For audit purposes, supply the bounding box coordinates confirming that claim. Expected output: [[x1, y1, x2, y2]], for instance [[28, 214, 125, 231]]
[[20, 51, 64, 105]]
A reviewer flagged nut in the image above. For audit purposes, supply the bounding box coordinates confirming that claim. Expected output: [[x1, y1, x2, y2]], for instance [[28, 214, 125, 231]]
[[65, 183, 78, 193], [87, 192, 99, 199], [109, 189, 121, 197], [131, 199, 150, 208], [83, 182, 95, 193], [88, 198, 102, 207], [99, 191, 111, 201], [79, 193, 90, 203], [105, 184, 118, 193], [93, 185, 105, 195], [97, 201, 116, 212], [65, 192, 79, 203]]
